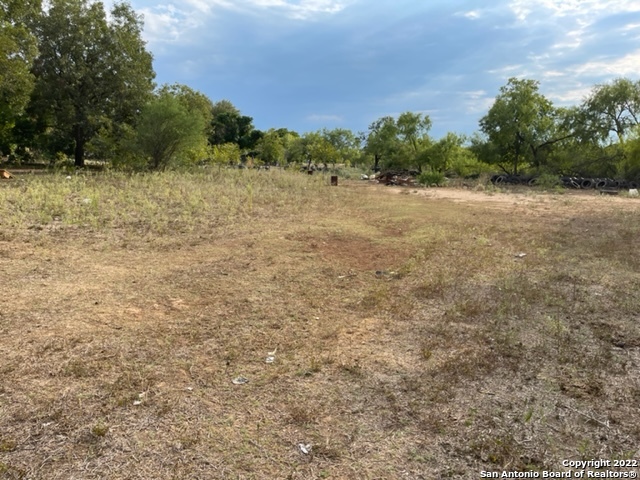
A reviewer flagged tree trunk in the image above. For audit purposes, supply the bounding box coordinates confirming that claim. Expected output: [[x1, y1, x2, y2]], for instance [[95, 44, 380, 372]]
[[374, 154, 380, 172], [74, 125, 85, 168]]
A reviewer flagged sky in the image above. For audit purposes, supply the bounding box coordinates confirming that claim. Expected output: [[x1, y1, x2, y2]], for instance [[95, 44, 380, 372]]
[[115, 0, 640, 139]]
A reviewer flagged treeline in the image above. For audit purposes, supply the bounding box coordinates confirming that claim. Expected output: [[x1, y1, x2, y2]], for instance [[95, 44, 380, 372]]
[[2, 0, 640, 179]]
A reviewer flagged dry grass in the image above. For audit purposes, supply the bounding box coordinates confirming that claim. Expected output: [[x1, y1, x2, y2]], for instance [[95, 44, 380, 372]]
[[1, 171, 640, 479]]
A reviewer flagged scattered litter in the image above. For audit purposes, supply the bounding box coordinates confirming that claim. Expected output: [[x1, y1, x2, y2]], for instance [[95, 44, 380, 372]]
[[138, 392, 147, 398], [133, 400, 142, 406], [42, 422, 53, 427], [515, 253, 527, 258], [375, 270, 397, 278], [298, 443, 312, 455], [360, 174, 369, 180], [0, 169, 13, 179], [266, 347, 277, 363], [186, 387, 193, 392], [65, 175, 72, 180], [82, 198, 91, 204], [232, 376, 249, 385], [338, 272, 356, 279]]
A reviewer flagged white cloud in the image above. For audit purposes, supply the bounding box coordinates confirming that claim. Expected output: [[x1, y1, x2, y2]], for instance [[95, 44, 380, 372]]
[[508, 0, 640, 53], [541, 70, 566, 78], [139, 5, 192, 44], [455, 9, 481, 20], [460, 90, 494, 114], [622, 22, 640, 32], [487, 64, 524, 75], [568, 50, 640, 77], [550, 24, 590, 49], [546, 85, 593, 104], [245, 0, 348, 19], [138, 0, 349, 45], [509, 0, 640, 20], [306, 114, 344, 122]]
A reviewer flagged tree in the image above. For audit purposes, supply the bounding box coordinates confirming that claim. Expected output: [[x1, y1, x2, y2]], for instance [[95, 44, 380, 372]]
[[0, 0, 40, 153], [363, 113, 433, 171], [479, 78, 559, 174], [397, 112, 431, 156], [364, 116, 400, 171], [30, 0, 155, 166], [283, 134, 306, 165], [304, 131, 337, 169], [134, 93, 207, 170], [157, 83, 213, 164], [210, 142, 241, 168], [159, 83, 213, 128], [321, 128, 360, 166], [421, 132, 460, 173], [256, 129, 285, 165], [582, 78, 640, 145], [209, 100, 259, 150]]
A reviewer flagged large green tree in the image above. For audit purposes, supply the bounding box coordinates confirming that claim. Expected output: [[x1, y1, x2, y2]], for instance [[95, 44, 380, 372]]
[[321, 127, 361, 166], [256, 129, 286, 165], [134, 92, 207, 170], [582, 78, 640, 145], [364, 113, 432, 171], [159, 83, 213, 128], [0, 0, 40, 153], [304, 131, 337, 169], [364, 116, 400, 171], [479, 78, 571, 174], [209, 100, 261, 150], [397, 112, 431, 156], [157, 83, 213, 163], [30, 0, 155, 166]]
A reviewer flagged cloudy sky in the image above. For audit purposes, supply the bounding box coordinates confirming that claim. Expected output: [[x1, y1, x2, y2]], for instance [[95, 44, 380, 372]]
[[119, 0, 640, 138]]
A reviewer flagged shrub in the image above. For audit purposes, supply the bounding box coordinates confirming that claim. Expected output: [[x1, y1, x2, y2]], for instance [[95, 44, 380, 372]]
[[418, 171, 446, 187], [533, 173, 561, 189]]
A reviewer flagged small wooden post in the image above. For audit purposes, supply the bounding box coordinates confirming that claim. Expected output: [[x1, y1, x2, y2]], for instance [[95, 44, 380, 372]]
[[330, 175, 338, 186]]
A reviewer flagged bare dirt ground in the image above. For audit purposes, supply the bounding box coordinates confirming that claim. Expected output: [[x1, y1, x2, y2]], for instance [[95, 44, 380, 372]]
[[1, 175, 639, 479]]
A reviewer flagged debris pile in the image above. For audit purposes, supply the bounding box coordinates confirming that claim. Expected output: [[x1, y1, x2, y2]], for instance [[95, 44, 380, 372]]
[[0, 169, 13, 179], [491, 174, 640, 191], [377, 170, 418, 186]]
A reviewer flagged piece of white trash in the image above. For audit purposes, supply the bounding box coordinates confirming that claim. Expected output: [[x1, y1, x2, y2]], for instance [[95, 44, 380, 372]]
[[298, 443, 312, 455]]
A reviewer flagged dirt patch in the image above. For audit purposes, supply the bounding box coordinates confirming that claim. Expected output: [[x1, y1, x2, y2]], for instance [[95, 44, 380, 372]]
[[287, 231, 411, 272], [383, 184, 640, 213], [2, 175, 640, 479]]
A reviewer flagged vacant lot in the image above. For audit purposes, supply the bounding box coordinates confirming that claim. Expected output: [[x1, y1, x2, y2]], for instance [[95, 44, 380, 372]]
[[1, 171, 639, 479]]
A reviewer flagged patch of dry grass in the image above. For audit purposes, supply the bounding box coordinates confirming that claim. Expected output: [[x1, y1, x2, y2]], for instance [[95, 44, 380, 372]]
[[1, 172, 639, 478]]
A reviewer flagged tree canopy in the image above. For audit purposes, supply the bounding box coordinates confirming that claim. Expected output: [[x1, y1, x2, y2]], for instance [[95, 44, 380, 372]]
[[582, 78, 640, 145], [134, 92, 207, 170], [29, 0, 155, 166], [0, 0, 40, 152]]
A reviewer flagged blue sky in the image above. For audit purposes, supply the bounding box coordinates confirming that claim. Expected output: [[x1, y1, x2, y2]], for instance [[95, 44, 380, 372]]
[[115, 0, 640, 139]]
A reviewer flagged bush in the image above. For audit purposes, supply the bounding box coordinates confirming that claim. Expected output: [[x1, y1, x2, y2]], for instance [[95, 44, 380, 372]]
[[418, 171, 446, 187], [533, 173, 561, 189], [134, 93, 207, 170]]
